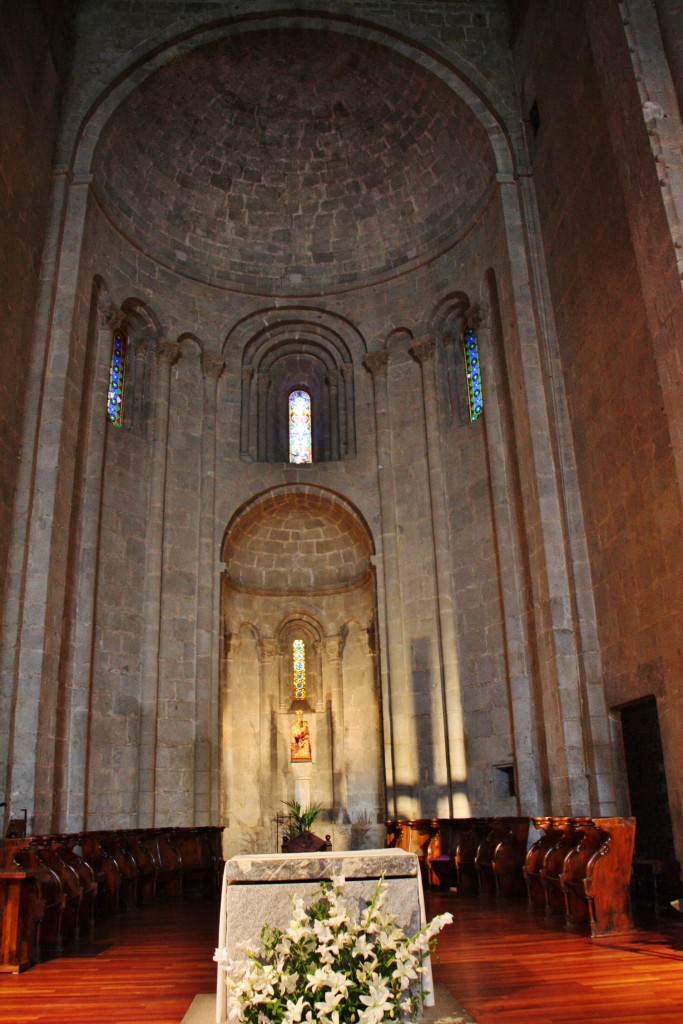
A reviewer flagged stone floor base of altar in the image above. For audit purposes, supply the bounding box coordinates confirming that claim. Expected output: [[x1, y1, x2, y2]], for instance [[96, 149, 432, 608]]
[[180, 983, 478, 1024]]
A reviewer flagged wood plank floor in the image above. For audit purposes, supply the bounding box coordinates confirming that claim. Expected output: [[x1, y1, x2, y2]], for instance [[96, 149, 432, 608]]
[[430, 892, 683, 1024], [1, 890, 683, 1023], [0, 892, 218, 1024]]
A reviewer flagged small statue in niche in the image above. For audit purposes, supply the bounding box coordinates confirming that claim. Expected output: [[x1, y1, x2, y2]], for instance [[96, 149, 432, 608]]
[[290, 708, 312, 762]]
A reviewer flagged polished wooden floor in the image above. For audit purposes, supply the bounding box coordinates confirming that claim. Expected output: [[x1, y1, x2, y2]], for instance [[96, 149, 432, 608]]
[[0, 892, 218, 1024], [1, 891, 683, 1023], [430, 892, 683, 1024]]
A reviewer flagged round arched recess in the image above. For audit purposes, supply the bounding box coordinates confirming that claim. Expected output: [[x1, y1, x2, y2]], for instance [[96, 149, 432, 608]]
[[220, 486, 383, 858]]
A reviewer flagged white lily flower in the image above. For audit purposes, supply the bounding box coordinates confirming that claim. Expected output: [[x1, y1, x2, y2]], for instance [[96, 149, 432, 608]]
[[352, 933, 374, 959], [282, 994, 309, 1024], [392, 956, 418, 990], [358, 976, 394, 1024], [280, 970, 299, 994], [305, 965, 333, 992], [315, 989, 343, 1015]]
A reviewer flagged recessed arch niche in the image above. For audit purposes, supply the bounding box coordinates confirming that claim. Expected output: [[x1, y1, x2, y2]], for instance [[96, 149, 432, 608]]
[[220, 486, 383, 854]]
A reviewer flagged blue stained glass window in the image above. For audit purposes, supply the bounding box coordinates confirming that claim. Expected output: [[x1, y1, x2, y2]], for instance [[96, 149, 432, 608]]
[[293, 638, 306, 699], [289, 390, 312, 464], [107, 328, 128, 427], [463, 327, 484, 422]]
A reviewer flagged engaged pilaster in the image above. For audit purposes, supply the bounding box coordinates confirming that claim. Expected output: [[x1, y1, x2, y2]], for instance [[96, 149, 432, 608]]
[[410, 333, 468, 817], [138, 337, 181, 826]]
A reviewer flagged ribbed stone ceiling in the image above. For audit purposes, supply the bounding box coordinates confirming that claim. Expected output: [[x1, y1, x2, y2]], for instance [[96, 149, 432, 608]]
[[94, 28, 496, 293]]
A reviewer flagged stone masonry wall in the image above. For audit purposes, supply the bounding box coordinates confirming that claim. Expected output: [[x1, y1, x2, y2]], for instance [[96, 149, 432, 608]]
[[5, 1, 636, 841], [0, 2, 76, 633], [511, 0, 683, 851], [77, 173, 522, 826]]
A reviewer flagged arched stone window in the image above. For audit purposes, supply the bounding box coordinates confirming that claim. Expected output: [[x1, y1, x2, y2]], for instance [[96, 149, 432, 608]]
[[292, 637, 306, 699], [238, 324, 357, 464], [288, 389, 312, 464], [107, 327, 128, 426], [463, 325, 484, 421]]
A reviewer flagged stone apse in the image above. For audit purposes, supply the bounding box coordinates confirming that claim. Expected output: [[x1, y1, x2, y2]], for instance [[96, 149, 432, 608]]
[[220, 488, 384, 853], [4, 3, 683, 874]]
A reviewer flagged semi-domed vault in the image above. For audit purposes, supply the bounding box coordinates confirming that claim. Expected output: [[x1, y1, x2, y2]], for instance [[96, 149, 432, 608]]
[[92, 27, 497, 294]]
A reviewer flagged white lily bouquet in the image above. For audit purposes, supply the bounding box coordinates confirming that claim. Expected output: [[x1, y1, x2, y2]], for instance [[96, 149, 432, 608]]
[[214, 873, 453, 1024]]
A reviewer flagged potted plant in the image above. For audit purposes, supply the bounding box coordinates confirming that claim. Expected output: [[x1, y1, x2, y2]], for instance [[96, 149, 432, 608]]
[[284, 799, 323, 837]]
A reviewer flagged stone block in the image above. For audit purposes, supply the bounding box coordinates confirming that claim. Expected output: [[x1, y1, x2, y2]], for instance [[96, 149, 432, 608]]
[[216, 849, 433, 1024]]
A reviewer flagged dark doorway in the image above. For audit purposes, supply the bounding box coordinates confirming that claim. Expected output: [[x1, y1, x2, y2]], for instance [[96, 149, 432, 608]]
[[620, 696, 680, 916]]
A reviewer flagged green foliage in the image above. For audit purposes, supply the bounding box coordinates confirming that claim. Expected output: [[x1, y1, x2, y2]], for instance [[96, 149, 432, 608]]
[[283, 798, 323, 836]]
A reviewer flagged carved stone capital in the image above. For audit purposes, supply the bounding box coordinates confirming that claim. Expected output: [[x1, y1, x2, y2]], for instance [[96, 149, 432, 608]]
[[442, 323, 463, 348], [241, 365, 254, 384], [325, 369, 339, 388], [358, 627, 377, 657], [202, 354, 225, 381], [156, 338, 182, 366], [409, 334, 436, 365], [257, 372, 272, 393], [363, 350, 390, 378], [466, 304, 489, 331], [99, 303, 124, 331], [259, 637, 279, 664], [341, 362, 354, 379], [134, 337, 153, 360], [324, 635, 342, 663]]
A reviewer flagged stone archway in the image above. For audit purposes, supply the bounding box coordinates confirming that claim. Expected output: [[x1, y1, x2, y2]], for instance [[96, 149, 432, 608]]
[[220, 486, 382, 857]]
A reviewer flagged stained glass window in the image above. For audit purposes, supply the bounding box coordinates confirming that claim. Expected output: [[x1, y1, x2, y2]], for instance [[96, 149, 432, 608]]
[[463, 327, 484, 421], [107, 327, 128, 427], [289, 390, 312, 464], [293, 639, 306, 700]]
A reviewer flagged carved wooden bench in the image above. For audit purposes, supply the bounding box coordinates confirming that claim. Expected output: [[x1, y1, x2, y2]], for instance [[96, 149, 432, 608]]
[[0, 825, 224, 972], [560, 817, 636, 935]]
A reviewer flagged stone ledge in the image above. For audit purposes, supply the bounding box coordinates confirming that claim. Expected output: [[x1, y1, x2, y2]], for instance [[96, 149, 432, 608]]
[[225, 847, 419, 882]]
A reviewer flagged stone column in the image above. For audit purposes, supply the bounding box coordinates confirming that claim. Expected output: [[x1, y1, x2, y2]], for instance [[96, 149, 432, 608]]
[[2, 169, 96, 831], [326, 369, 340, 462], [322, 380, 332, 462], [342, 363, 356, 458], [256, 372, 270, 462], [498, 176, 592, 811], [442, 313, 468, 423], [222, 629, 241, 828], [359, 624, 384, 827], [470, 305, 545, 812], [410, 335, 468, 817], [258, 638, 279, 826], [128, 337, 150, 433], [61, 303, 124, 829], [239, 366, 254, 460], [194, 354, 224, 823], [323, 635, 347, 821], [363, 350, 414, 817], [138, 337, 181, 826]]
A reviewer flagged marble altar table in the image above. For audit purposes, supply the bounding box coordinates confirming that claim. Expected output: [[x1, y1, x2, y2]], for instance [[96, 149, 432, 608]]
[[214, 847, 434, 1024]]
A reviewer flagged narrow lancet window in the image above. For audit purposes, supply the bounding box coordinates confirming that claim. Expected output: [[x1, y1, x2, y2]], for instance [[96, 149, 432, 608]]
[[293, 638, 306, 700], [107, 327, 128, 427], [463, 327, 483, 421], [289, 389, 312, 463]]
